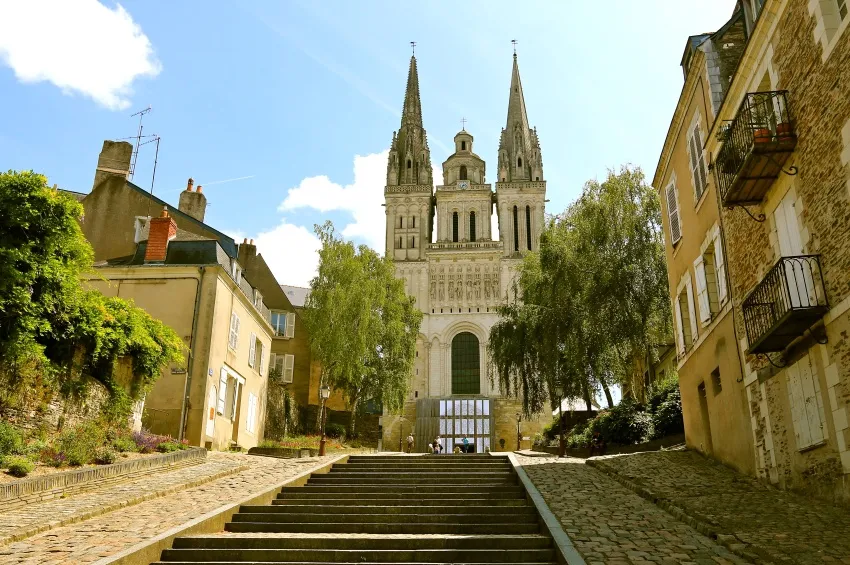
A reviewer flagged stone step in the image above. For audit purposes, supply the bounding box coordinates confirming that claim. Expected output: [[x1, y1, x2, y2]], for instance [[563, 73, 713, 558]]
[[224, 522, 542, 535], [280, 485, 526, 495], [158, 548, 555, 562], [171, 535, 553, 551], [241, 504, 537, 515], [157, 562, 556, 565], [346, 457, 500, 463], [314, 472, 516, 480], [231, 512, 537, 524], [330, 465, 513, 472], [273, 497, 529, 506], [307, 476, 517, 485]]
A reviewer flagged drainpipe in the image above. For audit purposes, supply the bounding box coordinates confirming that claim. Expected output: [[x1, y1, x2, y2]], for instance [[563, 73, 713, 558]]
[[179, 267, 205, 442]]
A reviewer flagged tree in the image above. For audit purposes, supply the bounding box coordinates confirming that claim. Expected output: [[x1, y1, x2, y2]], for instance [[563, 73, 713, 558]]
[[488, 166, 670, 416], [303, 222, 421, 436], [0, 170, 183, 420]]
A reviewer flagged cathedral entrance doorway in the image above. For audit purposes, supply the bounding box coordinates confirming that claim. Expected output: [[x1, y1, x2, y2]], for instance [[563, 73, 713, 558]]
[[414, 398, 493, 453]]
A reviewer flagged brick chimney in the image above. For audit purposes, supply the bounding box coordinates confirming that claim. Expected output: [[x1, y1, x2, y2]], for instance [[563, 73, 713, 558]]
[[93, 140, 133, 188], [238, 237, 258, 268], [145, 208, 177, 262], [178, 177, 207, 222]]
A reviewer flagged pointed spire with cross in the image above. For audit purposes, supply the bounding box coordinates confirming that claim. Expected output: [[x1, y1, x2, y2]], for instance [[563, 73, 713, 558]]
[[460, 117, 467, 131]]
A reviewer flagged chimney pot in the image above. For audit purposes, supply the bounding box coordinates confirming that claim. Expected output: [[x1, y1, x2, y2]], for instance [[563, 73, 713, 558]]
[[243, 238, 248, 244], [187, 178, 194, 192], [161, 207, 169, 218], [249, 238, 254, 245], [197, 185, 203, 193]]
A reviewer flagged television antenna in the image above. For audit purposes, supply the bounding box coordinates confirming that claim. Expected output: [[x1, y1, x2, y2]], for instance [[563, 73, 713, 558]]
[[129, 106, 152, 179]]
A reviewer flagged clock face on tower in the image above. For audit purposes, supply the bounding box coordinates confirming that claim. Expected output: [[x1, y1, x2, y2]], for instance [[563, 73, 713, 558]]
[[458, 180, 469, 190]]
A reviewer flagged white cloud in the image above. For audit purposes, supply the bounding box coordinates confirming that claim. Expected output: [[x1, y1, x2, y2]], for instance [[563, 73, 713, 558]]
[[253, 221, 322, 288], [0, 0, 161, 110], [280, 150, 389, 251]]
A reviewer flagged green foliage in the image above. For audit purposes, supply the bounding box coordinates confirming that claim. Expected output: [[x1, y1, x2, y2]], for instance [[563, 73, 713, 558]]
[[304, 222, 422, 435], [324, 423, 346, 439], [5, 455, 35, 477], [56, 422, 106, 466], [0, 421, 23, 456], [112, 436, 139, 453], [648, 378, 684, 439], [488, 167, 671, 416], [594, 401, 653, 446], [94, 447, 117, 465], [156, 442, 181, 453], [0, 170, 184, 421]]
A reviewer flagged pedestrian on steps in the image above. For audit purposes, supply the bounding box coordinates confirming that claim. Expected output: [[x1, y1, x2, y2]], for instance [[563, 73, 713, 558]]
[[406, 433, 414, 453]]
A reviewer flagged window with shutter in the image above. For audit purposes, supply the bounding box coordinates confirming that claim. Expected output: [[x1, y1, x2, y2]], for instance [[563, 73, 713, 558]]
[[217, 369, 228, 414], [685, 278, 699, 345], [787, 355, 827, 450], [674, 299, 686, 356], [713, 236, 727, 302], [666, 183, 682, 244], [283, 354, 295, 383], [694, 258, 712, 324], [285, 313, 296, 339], [271, 353, 285, 377], [677, 289, 694, 352], [246, 393, 257, 434], [689, 123, 708, 201], [248, 332, 256, 367], [228, 313, 240, 350], [257, 341, 264, 375]]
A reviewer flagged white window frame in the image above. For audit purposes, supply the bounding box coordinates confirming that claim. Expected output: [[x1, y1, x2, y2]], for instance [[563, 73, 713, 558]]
[[270, 353, 285, 378], [257, 340, 264, 376], [713, 234, 728, 304], [285, 312, 296, 339], [666, 181, 682, 245], [246, 393, 258, 434], [809, 0, 850, 60], [787, 354, 828, 450], [694, 257, 712, 325], [228, 312, 240, 351], [282, 354, 295, 383], [217, 368, 228, 415], [248, 332, 257, 367]]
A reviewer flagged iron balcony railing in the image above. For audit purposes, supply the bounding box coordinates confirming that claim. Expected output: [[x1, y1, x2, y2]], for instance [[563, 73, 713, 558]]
[[743, 255, 828, 354], [715, 90, 797, 206]]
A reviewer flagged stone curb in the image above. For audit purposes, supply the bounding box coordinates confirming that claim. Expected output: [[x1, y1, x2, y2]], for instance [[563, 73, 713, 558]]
[[0, 460, 250, 547], [0, 446, 207, 505], [506, 453, 587, 565], [93, 454, 349, 565], [585, 458, 762, 562]]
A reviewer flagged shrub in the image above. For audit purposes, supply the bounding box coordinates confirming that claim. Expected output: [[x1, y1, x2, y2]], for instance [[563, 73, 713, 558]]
[[651, 387, 684, 439], [23, 438, 48, 459], [94, 447, 117, 465], [594, 400, 653, 445], [57, 422, 106, 466], [112, 436, 139, 453], [325, 423, 346, 439], [132, 430, 169, 453], [156, 442, 181, 453], [5, 455, 35, 477], [0, 421, 23, 457], [40, 447, 66, 467], [258, 439, 279, 448]]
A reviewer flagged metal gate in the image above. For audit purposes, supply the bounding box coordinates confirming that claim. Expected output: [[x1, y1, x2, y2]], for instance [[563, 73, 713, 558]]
[[414, 398, 494, 453]]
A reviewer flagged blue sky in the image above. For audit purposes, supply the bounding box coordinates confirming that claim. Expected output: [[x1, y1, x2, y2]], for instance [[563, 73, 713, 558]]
[[1, 1, 736, 287]]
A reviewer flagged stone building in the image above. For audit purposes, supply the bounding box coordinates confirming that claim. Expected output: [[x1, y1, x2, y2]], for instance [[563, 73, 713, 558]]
[[657, 0, 850, 502], [381, 53, 548, 452]]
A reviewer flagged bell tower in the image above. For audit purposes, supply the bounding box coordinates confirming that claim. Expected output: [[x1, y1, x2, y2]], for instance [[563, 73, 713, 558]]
[[495, 51, 546, 258], [385, 54, 434, 262]]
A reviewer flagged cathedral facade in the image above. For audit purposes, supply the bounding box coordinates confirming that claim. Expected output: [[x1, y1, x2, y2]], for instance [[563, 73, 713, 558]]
[[382, 52, 548, 453]]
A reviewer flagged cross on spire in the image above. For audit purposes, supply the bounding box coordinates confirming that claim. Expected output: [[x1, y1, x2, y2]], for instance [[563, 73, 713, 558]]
[[410, 41, 416, 56], [460, 117, 467, 130], [511, 39, 518, 56]]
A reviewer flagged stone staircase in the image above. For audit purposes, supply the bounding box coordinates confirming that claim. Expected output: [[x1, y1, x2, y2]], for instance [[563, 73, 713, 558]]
[[155, 454, 559, 564]]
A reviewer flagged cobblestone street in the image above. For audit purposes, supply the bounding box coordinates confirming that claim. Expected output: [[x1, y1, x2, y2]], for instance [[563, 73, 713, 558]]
[[517, 454, 749, 564], [587, 451, 850, 564], [0, 453, 337, 565]]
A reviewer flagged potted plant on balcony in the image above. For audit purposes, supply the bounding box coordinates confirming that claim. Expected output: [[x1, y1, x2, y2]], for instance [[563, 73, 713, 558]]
[[751, 101, 773, 145]]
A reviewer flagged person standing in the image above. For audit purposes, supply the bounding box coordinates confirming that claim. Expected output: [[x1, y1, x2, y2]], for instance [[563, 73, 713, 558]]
[[406, 433, 414, 453], [462, 436, 470, 454]]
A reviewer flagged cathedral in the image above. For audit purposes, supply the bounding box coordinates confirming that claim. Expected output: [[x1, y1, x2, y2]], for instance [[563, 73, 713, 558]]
[[382, 51, 549, 453]]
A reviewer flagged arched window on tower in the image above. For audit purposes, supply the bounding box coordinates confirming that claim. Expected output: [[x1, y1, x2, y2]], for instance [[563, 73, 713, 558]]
[[407, 159, 412, 169], [526, 205, 532, 251], [452, 212, 459, 243], [469, 211, 476, 242], [459, 165, 467, 181], [398, 215, 403, 229], [517, 157, 522, 168], [461, 141, 466, 151], [397, 236, 403, 249], [513, 206, 519, 252], [411, 216, 416, 228], [410, 236, 416, 249], [451, 332, 480, 395]]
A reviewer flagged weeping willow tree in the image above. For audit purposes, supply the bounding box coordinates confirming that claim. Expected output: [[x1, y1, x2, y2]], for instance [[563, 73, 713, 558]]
[[488, 167, 671, 416]]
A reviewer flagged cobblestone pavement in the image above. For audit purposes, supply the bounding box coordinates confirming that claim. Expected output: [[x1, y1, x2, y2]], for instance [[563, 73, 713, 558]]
[[588, 450, 850, 564], [0, 453, 337, 565], [517, 455, 750, 565], [0, 454, 249, 545]]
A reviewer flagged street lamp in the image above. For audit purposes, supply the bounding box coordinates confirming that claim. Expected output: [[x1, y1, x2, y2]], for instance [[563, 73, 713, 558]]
[[515, 412, 522, 451], [318, 385, 330, 456], [555, 383, 565, 458]]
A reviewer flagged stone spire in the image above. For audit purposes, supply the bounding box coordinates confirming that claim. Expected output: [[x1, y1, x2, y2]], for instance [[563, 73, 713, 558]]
[[498, 53, 544, 183], [387, 55, 433, 186]]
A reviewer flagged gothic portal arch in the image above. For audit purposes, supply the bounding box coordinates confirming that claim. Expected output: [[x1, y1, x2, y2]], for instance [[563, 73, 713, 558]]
[[451, 332, 480, 395]]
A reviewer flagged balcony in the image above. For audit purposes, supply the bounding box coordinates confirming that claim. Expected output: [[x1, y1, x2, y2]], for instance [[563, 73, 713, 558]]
[[427, 241, 503, 251], [715, 91, 797, 206], [743, 255, 828, 354]]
